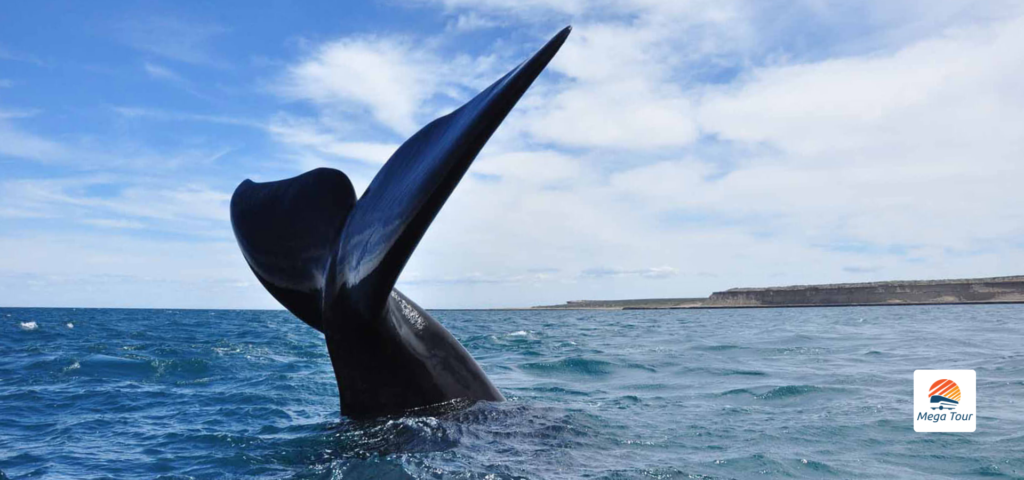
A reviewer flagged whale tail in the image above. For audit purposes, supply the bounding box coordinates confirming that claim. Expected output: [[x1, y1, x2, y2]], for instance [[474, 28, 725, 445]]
[[230, 27, 570, 330]]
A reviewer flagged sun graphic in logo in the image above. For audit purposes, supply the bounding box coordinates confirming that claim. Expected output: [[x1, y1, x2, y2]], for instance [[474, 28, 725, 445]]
[[928, 379, 961, 410]]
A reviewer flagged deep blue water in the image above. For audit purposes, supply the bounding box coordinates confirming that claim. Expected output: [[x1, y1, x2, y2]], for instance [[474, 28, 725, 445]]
[[1, 305, 1022, 479]]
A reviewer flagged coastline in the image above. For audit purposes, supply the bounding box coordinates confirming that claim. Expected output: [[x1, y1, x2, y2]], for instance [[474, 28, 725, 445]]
[[533, 275, 1024, 310]]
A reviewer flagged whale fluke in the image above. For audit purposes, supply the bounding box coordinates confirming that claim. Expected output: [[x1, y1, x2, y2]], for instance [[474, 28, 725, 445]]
[[231, 168, 356, 333], [230, 27, 571, 417]]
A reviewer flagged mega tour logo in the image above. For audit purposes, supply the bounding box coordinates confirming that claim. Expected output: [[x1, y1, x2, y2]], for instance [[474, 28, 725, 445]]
[[914, 370, 976, 432]]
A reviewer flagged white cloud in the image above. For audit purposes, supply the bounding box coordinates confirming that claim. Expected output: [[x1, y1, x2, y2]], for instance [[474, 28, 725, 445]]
[[446, 12, 501, 32], [1, 177, 232, 233], [80, 218, 147, 229], [115, 17, 227, 66], [140, 62, 216, 100], [472, 150, 583, 185], [427, 0, 745, 21], [0, 118, 69, 161], [266, 114, 398, 164], [431, 0, 587, 16], [516, 19, 713, 149], [143, 62, 185, 82], [0, 234, 270, 309], [278, 37, 444, 134], [524, 79, 698, 149], [685, 14, 1024, 251], [581, 266, 679, 279], [699, 16, 1024, 158], [0, 44, 45, 66], [110, 106, 258, 127]]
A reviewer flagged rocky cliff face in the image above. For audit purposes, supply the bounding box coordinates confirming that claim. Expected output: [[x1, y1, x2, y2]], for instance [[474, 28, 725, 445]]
[[706, 276, 1024, 307]]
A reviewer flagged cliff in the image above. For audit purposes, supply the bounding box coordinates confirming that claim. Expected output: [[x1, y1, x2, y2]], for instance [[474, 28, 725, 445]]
[[704, 275, 1024, 307], [532, 275, 1024, 309]]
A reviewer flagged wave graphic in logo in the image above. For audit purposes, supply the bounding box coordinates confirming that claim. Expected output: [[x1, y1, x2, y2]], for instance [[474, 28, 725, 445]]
[[928, 379, 961, 410]]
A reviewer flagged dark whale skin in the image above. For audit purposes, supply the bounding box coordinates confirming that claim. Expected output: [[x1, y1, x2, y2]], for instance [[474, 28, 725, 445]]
[[230, 27, 570, 418]]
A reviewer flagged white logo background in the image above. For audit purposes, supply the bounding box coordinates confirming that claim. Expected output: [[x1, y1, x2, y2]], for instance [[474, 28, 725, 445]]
[[914, 369, 976, 432]]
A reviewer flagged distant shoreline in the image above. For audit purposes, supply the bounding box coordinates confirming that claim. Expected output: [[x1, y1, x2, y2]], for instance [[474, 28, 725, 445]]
[[619, 300, 1024, 310], [5, 275, 1024, 311], [532, 275, 1024, 310]]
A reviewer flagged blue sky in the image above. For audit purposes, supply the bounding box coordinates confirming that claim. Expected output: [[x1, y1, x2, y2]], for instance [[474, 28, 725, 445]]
[[2, 0, 1023, 308]]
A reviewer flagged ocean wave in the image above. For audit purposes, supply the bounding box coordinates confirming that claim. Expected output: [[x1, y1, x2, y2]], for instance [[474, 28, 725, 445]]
[[62, 361, 80, 373], [687, 367, 768, 377], [73, 354, 155, 378], [719, 385, 827, 400], [755, 385, 826, 400], [153, 358, 212, 379], [725, 369, 767, 376], [518, 357, 657, 377], [693, 344, 745, 351]]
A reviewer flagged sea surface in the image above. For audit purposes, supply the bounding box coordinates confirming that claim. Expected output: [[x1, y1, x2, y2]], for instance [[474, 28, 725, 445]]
[[1, 305, 1022, 479]]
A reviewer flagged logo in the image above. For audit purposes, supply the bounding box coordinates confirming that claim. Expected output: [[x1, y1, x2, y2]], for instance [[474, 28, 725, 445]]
[[927, 379, 960, 410], [914, 370, 975, 432]]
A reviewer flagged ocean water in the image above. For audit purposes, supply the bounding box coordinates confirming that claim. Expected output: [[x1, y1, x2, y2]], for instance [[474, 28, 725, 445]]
[[1, 305, 1022, 479]]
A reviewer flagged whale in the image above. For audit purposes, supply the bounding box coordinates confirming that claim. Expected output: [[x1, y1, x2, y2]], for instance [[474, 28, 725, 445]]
[[229, 27, 571, 417]]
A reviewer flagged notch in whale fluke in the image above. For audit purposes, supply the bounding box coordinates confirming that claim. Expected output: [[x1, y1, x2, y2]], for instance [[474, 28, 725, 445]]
[[230, 27, 571, 330]]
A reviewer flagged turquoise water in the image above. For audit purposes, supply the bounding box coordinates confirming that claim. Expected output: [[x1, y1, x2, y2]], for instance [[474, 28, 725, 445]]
[[1, 305, 1022, 478]]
